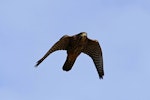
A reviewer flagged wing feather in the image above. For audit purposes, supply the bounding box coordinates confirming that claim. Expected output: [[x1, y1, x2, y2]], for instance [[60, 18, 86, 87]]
[[35, 35, 70, 67], [83, 39, 104, 79]]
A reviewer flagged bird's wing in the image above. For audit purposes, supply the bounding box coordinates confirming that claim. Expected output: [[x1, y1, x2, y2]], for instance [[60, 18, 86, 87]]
[[35, 35, 70, 67], [82, 39, 104, 79]]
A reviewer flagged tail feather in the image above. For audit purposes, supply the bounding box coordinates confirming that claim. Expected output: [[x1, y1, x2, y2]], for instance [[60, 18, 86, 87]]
[[62, 58, 75, 71]]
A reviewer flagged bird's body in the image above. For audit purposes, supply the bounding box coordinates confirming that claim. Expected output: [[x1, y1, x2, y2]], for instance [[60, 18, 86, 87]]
[[35, 32, 104, 79], [63, 33, 88, 71]]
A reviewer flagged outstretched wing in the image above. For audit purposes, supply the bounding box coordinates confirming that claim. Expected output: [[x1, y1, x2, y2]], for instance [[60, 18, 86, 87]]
[[35, 35, 70, 67], [83, 39, 104, 79]]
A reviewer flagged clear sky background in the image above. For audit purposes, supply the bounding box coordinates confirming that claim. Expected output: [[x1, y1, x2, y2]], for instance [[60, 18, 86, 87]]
[[0, 0, 150, 100]]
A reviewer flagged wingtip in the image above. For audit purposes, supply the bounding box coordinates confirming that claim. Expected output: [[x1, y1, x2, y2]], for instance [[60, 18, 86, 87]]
[[99, 76, 103, 79], [34, 61, 41, 67], [99, 74, 104, 79], [34, 64, 38, 67], [35, 59, 43, 67]]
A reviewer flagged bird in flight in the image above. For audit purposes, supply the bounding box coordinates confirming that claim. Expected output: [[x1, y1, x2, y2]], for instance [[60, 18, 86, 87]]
[[35, 32, 104, 79]]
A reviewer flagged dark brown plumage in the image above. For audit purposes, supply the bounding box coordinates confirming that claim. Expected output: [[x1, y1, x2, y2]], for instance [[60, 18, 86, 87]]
[[35, 32, 104, 79]]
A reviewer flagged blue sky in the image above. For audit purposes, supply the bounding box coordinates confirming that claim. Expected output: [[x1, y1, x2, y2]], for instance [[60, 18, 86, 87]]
[[0, 0, 150, 100]]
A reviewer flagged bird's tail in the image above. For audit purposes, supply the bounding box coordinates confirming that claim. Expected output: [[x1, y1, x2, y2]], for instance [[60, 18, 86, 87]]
[[62, 57, 76, 71]]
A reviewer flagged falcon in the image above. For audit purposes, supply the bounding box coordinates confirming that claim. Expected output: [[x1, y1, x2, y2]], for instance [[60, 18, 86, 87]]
[[35, 32, 104, 79]]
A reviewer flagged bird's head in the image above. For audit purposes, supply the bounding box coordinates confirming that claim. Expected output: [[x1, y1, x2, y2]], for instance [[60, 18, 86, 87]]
[[77, 32, 87, 41], [78, 32, 87, 37]]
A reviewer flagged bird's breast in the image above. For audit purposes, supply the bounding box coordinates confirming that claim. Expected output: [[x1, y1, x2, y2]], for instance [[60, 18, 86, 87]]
[[68, 47, 82, 54], [67, 39, 87, 55]]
